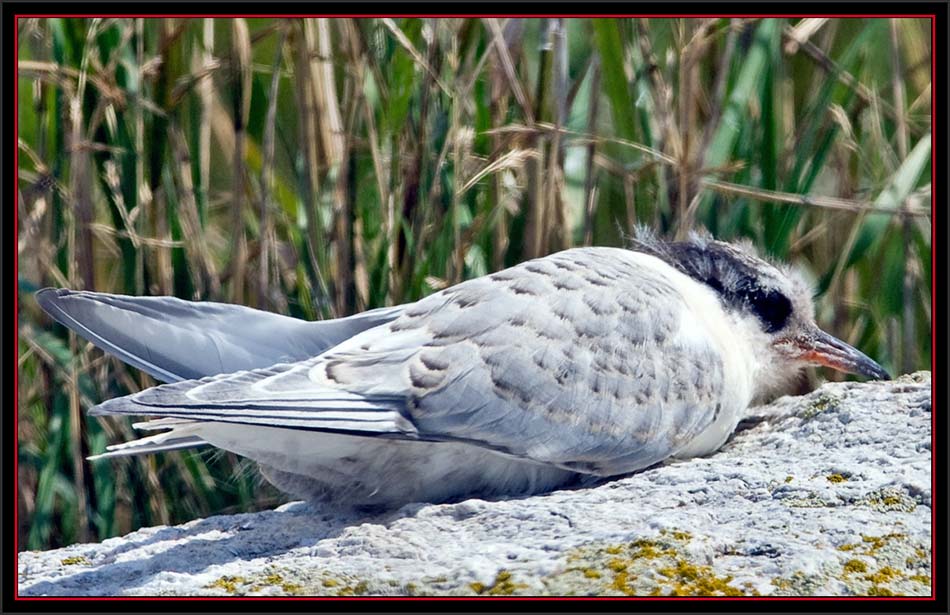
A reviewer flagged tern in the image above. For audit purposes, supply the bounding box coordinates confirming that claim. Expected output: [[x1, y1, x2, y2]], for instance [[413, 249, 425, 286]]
[[36, 231, 890, 508]]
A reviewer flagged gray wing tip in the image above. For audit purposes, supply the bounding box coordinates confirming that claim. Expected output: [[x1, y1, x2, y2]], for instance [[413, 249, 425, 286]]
[[89, 398, 127, 417], [91, 393, 175, 417], [35, 287, 72, 312]]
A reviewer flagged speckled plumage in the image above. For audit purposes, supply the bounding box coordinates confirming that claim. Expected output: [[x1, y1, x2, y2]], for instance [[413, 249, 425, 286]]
[[313, 248, 725, 470]]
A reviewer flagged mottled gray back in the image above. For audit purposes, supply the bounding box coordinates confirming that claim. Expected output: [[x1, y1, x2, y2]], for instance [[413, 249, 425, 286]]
[[318, 248, 725, 475]]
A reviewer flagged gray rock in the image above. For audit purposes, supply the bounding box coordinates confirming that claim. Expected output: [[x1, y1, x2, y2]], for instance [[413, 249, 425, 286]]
[[18, 372, 932, 597]]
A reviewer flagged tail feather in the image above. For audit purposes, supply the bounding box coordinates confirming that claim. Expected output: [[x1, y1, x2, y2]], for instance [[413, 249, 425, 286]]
[[87, 421, 209, 459]]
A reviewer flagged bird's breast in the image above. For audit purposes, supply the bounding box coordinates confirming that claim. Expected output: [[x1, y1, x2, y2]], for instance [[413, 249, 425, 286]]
[[619, 251, 757, 458]]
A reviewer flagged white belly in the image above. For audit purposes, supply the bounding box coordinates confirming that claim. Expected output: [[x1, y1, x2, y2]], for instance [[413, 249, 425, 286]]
[[198, 423, 580, 507]]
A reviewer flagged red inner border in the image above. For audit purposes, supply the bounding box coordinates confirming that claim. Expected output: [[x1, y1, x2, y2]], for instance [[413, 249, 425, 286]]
[[12, 13, 938, 602]]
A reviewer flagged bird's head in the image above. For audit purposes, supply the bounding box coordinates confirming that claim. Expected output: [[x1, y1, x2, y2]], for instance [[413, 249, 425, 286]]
[[631, 229, 890, 400]]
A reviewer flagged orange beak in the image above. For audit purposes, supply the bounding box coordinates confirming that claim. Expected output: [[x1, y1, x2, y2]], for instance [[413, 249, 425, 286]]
[[779, 328, 891, 380]]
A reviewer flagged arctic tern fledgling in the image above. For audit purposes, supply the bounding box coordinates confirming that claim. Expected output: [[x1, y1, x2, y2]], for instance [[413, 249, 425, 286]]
[[37, 232, 890, 508]]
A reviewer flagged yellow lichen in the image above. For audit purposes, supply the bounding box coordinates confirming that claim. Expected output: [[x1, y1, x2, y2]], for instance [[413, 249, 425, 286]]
[[60, 556, 90, 566], [771, 578, 792, 590], [826, 473, 848, 483], [322, 578, 339, 588], [867, 585, 895, 596], [610, 570, 635, 595], [336, 580, 369, 596], [262, 573, 284, 585], [630, 539, 670, 559], [863, 491, 916, 512], [861, 533, 905, 552], [468, 570, 527, 596], [842, 559, 867, 574], [206, 576, 247, 594], [655, 560, 744, 596], [802, 395, 838, 419], [569, 537, 758, 597], [909, 575, 931, 585], [863, 566, 900, 584], [248, 571, 303, 595], [784, 476, 794, 483]]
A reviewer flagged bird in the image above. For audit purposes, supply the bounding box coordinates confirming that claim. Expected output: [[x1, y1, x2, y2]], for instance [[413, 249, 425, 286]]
[[36, 231, 890, 509]]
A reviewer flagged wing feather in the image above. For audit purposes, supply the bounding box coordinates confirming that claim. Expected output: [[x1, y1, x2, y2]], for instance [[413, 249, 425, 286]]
[[91, 357, 418, 437]]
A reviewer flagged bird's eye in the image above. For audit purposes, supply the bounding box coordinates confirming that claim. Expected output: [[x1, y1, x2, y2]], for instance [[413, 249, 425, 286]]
[[746, 288, 792, 333]]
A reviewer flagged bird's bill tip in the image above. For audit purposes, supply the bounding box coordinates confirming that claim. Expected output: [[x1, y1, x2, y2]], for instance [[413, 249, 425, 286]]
[[791, 329, 891, 381]]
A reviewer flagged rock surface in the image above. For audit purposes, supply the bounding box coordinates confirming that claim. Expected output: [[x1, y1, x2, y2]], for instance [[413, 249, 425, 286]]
[[18, 372, 932, 597]]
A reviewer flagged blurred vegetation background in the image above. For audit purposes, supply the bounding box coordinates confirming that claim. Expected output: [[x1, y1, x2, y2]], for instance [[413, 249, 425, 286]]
[[16, 17, 932, 551]]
